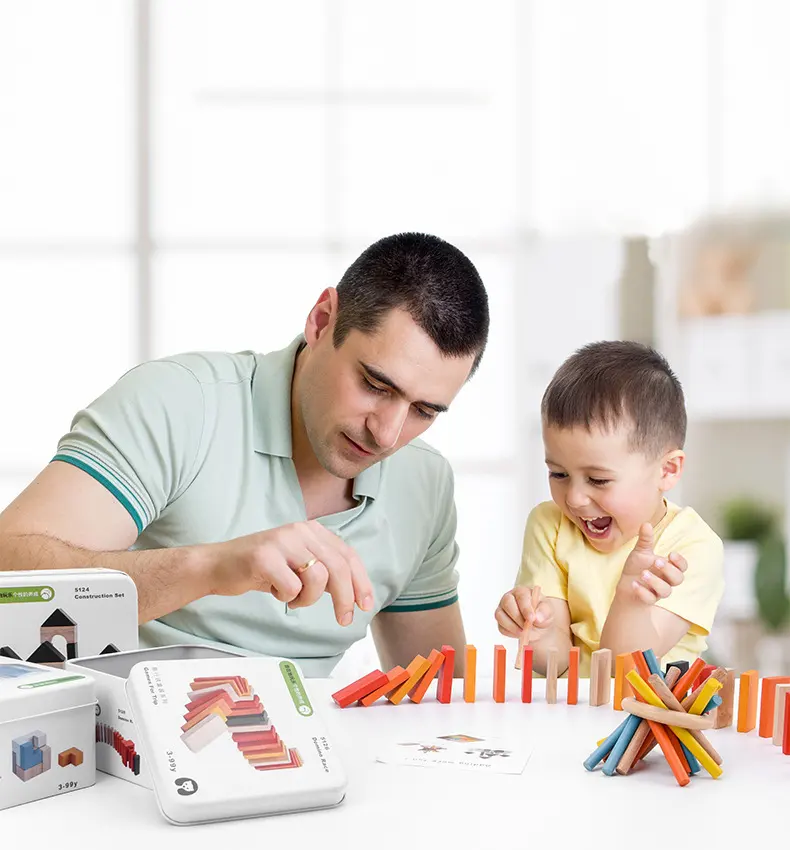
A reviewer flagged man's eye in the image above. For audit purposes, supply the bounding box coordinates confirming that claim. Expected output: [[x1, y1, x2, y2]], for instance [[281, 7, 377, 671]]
[[363, 377, 387, 395]]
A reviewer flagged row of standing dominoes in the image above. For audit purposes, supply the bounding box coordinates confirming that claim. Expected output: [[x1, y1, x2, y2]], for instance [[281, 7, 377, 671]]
[[331, 643, 790, 751]]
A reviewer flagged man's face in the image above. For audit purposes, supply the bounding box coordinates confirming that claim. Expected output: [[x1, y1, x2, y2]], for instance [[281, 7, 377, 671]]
[[299, 307, 475, 479]]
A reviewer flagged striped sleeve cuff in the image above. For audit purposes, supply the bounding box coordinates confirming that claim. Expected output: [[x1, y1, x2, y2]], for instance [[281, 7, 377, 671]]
[[52, 447, 151, 534], [381, 590, 459, 614]]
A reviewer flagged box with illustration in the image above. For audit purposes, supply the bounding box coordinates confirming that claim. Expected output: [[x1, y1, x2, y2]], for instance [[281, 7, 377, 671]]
[[0, 568, 138, 668], [66, 644, 245, 787], [124, 655, 347, 825], [0, 657, 96, 811]]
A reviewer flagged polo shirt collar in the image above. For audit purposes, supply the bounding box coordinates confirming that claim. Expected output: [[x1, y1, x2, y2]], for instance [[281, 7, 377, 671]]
[[251, 335, 383, 500]]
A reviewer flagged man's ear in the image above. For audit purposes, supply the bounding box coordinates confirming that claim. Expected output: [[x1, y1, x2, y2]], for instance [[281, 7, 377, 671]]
[[658, 449, 685, 492], [304, 287, 338, 348]]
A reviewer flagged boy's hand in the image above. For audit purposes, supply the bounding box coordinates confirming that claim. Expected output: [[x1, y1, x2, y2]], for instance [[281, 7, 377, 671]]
[[622, 523, 687, 605], [495, 585, 554, 640]]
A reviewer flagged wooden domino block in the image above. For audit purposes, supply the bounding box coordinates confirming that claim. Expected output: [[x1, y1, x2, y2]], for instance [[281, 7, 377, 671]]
[[359, 666, 409, 707], [737, 670, 759, 733], [545, 646, 558, 704], [590, 648, 612, 706], [567, 647, 580, 705], [784, 691, 790, 756], [759, 676, 790, 738], [409, 649, 445, 704], [714, 668, 735, 729], [388, 656, 431, 705], [331, 669, 389, 708], [521, 646, 533, 703], [436, 645, 455, 704], [464, 645, 477, 703], [614, 653, 634, 711], [665, 659, 689, 682], [772, 683, 790, 745], [493, 645, 506, 703]]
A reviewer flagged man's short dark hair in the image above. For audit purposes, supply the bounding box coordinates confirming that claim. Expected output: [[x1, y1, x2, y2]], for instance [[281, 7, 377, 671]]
[[333, 233, 489, 375], [541, 340, 687, 456]]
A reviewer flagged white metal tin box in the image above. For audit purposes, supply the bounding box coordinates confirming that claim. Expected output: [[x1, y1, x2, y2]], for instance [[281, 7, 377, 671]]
[[0, 568, 138, 668], [125, 656, 347, 825], [0, 657, 96, 811], [65, 644, 244, 787]]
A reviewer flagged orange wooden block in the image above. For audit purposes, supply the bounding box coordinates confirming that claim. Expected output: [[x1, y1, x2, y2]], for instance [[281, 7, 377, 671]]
[[359, 666, 409, 706], [493, 645, 506, 703], [464, 645, 477, 703], [388, 656, 430, 705], [331, 669, 389, 708], [436, 644, 455, 704], [521, 646, 534, 703], [409, 649, 445, 704], [614, 653, 634, 711], [567, 647, 580, 705], [759, 676, 790, 738], [737, 669, 759, 733]]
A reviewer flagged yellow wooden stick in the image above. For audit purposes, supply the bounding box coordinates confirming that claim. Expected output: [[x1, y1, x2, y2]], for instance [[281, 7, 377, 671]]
[[625, 670, 722, 779], [690, 677, 723, 715]]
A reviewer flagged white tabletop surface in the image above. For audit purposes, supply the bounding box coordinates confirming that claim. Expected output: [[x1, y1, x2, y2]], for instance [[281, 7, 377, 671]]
[[2, 677, 785, 846]]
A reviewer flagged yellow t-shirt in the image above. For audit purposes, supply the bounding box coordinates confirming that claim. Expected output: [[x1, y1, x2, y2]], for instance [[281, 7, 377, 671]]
[[516, 500, 724, 676]]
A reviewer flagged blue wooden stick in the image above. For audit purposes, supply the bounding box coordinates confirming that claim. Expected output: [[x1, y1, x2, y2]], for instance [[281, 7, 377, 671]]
[[602, 713, 643, 776], [643, 648, 662, 677], [583, 717, 629, 771]]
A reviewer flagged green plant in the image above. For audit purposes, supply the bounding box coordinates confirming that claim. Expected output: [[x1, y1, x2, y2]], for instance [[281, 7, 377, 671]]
[[754, 533, 790, 632], [720, 497, 776, 541]]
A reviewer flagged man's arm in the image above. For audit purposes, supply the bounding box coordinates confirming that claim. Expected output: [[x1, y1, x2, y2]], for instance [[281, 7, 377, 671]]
[[0, 461, 373, 626], [371, 602, 466, 676], [0, 462, 214, 623]]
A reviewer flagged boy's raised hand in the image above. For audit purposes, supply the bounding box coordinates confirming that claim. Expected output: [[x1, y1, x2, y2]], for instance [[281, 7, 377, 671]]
[[495, 585, 554, 641], [622, 522, 688, 604]]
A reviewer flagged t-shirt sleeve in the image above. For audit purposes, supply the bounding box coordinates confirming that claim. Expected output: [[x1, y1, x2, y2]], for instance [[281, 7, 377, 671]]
[[654, 511, 725, 635], [382, 458, 459, 613], [516, 501, 568, 600], [53, 359, 206, 534]]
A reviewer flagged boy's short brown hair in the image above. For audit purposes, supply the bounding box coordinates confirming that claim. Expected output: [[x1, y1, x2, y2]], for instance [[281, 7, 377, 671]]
[[541, 341, 686, 457]]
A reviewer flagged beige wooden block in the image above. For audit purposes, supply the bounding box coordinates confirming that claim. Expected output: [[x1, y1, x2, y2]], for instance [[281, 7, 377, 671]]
[[545, 647, 558, 704], [772, 683, 790, 746]]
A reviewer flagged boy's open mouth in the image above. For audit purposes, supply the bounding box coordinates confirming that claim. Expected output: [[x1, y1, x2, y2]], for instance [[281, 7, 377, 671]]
[[582, 516, 612, 537]]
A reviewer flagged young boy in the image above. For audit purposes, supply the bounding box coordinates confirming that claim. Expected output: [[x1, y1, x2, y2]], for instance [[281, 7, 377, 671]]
[[495, 341, 724, 676]]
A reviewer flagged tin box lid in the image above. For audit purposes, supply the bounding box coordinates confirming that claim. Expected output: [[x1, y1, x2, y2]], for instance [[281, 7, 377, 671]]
[[0, 658, 96, 724], [125, 656, 347, 826]]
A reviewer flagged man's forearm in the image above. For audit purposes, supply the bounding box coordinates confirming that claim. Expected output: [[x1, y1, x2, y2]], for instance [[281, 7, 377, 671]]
[[0, 533, 210, 623]]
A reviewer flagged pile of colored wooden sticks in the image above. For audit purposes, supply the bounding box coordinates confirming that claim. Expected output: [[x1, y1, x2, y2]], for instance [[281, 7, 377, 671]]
[[584, 649, 725, 786]]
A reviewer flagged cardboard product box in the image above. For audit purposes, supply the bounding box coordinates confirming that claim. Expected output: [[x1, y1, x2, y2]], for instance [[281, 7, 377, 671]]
[[66, 645, 245, 787], [0, 657, 96, 811], [125, 656, 347, 825], [0, 568, 138, 668]]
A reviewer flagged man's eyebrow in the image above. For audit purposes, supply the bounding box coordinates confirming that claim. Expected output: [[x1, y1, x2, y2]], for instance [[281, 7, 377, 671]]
[[360, 361, 449, 413]]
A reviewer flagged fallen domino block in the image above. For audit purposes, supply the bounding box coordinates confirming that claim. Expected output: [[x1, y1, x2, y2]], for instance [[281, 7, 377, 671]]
[[331, 669, 389, 708]]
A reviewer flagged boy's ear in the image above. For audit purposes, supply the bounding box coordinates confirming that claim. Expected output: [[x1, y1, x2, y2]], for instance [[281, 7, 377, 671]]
[[658, 449, 685, 492]]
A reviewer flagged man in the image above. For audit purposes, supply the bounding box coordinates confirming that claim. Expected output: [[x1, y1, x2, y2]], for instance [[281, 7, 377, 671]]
[[0, 233, 489, 676]]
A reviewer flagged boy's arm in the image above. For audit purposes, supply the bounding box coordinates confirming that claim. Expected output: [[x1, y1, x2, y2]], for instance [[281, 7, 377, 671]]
[[524, 596, 573, 676], [599, 521, 722, 660]]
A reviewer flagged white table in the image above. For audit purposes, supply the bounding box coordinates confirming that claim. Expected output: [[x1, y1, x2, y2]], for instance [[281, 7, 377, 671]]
[[2, 679, 786, 847]]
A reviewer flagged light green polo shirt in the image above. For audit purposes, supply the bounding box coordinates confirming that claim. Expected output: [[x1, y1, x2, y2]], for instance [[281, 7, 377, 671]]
[[54, 336, 460, 676]]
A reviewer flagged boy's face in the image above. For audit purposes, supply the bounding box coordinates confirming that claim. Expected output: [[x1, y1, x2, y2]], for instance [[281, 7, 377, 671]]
[[542, 421, 683, 554]]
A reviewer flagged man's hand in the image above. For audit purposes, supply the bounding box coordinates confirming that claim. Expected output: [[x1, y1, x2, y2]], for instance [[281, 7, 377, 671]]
[[495, 585, 554, 642], [621, 523, 687, 605], [204, 521, 374, 626]]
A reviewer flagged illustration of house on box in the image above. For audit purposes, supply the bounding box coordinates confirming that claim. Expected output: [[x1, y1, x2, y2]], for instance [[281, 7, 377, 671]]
[[0, 608, 120, 669]]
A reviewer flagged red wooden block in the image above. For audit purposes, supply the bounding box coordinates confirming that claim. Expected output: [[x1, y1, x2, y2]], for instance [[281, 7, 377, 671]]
[[521, 646, 533, 703], [331, 669, 388, 708], [783, 691, 790, 756], [359, 666, 410, 707], [692, 663, 717, 692], [436, 644, 455, 704]]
